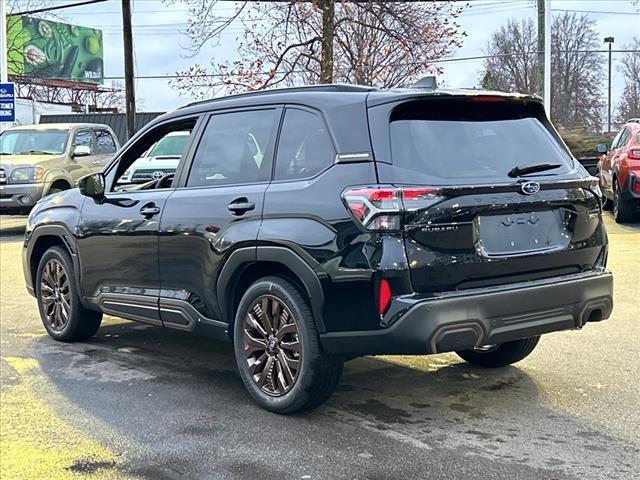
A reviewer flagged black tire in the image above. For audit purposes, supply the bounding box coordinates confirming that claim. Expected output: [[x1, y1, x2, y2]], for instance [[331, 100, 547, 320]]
[[233, 276, 343, 414], [456, 336, 540, 368], [35, 246, 102, 342], [613, 181, 635, 223], [44, 186, 67, 197]]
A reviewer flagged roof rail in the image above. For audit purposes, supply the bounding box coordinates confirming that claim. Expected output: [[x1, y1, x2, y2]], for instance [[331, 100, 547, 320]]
[[179, 83, 377, 109], [628, 118, 640, 124]]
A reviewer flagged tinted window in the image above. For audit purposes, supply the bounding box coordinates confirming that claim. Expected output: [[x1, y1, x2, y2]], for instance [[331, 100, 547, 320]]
[[274, 109, 335, 180], [95, 130, 117, 154], [618, 128, 631, 148], [389, 100, 573, 183], [611, 128, 625, 149], [74, 130, 94, 152], [187, 110, 275, 187]]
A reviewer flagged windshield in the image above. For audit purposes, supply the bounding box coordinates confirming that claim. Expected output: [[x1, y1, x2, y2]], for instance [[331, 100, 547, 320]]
[[146, 133, 190, 158], [388, 100, 573, 183], [0, 130, 69, 155]]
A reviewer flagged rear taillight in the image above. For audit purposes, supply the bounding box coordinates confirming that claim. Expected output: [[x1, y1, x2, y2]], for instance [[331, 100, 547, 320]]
[[342, 185, 443, 231], [633, 179, 640, 193], [628, 149, 640, 160]]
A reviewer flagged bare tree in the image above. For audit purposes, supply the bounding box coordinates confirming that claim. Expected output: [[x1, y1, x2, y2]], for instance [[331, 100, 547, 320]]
[[550, 13, 604, 132], [480, 18, 538, 94], [480, 12, 604, 132], [615, 38, 640, 124], [170, 1, 466, 98]]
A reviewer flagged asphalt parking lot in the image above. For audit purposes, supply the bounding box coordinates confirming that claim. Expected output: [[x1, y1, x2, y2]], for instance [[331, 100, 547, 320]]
[[1, 214, 638, 480]]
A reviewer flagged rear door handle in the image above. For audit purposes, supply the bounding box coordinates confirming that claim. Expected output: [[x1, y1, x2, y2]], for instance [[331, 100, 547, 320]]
[[227, 197, 255, 216], [140, 203, 160, 218]]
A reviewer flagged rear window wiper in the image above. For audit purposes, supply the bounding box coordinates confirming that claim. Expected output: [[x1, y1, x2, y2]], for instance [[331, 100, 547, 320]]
[[508, 162, 562, 178]]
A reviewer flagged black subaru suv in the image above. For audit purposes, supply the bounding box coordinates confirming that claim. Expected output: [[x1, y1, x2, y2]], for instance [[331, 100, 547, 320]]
[[23, 83, 613, 413]]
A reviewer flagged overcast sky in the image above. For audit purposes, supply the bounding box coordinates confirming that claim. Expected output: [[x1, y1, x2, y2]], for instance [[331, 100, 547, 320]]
[[49, 0, 640, 112]]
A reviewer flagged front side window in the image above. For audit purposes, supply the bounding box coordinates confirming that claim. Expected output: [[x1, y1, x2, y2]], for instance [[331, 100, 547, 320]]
[[187, 109, 276, 187], [73, 130, 94, 153], [0, 129, 68, 155], [113, 120, 196, 189], [95, 130, 117, 154], [274, 109, 335, 181]]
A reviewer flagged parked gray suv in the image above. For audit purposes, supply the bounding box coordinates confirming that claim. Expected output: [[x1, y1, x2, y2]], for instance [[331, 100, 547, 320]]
[[0, 123, 119, 215]]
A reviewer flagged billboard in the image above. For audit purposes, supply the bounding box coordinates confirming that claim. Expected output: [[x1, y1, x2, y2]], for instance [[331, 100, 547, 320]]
[[7, 16, 104, 84]]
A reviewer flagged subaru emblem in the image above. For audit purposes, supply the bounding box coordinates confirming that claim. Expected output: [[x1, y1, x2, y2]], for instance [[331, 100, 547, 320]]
[[521, 181, 540, 195]]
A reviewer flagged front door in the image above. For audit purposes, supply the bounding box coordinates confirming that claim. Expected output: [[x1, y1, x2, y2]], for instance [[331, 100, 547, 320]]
[[158, 107, 280, 330], [75, 117, 201, 325], [76, 189, 173, 325]]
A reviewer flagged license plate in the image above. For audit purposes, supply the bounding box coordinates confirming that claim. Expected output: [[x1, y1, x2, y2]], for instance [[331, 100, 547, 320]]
[[477, 210, 570, 257]]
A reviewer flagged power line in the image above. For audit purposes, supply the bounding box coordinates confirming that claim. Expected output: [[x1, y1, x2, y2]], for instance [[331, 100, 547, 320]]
[[12, 0, 108, 16], [10, 48, 638, 83], [551, 8, 639, 15]]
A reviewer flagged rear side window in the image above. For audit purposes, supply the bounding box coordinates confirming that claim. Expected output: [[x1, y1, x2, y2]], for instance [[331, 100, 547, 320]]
[[611, 128, 626, 149], [274, 109, 335, 181], [187, 109, 276, 187], [73, 130, 94, 153], [618, 128, 631, 147], [388, 99, 573, 183], [95, 130, 117, 153]]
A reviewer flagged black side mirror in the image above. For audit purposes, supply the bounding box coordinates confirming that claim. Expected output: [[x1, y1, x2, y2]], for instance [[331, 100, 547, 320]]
[[596, 143, 608, 154], [78, 172, 105, 200]]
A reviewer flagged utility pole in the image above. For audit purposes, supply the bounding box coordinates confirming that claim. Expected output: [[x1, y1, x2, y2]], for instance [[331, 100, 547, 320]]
[[536, 0, 551, 116], [319, 0, 334, 84], [536, 0, 545, 99], [604, 36, 614, 132], [121, 0, 136, 140]]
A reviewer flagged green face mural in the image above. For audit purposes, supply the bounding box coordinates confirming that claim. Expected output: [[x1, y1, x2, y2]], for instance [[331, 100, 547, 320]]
[[7, 15, 104, 84]]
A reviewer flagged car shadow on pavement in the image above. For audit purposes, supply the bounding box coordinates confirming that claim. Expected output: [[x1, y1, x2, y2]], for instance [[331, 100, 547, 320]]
[[28, 318, 637, 480]]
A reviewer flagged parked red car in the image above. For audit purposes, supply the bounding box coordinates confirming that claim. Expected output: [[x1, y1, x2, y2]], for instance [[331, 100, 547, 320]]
[[597, 119, 640, 222]]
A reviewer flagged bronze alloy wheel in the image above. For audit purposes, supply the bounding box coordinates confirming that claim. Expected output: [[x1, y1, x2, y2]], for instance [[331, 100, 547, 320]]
[[242, 295, 301, 396], [40, 259, 71, 331]]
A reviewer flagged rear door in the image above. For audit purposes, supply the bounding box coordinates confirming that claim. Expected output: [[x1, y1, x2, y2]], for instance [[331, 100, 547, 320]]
[[158, 106, 280, 329], [93, 128, 119, 167], [68, 128, 102, 183], [368, 95, 606, 293]]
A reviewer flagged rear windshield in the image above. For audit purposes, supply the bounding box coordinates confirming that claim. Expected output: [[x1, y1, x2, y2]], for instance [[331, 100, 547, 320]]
[[389, 99, 573, 183]]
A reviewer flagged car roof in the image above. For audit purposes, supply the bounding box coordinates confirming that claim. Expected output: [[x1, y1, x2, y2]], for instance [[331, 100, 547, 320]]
[[174, 84, 541, 114], [6, 123, 114, 131], [143, 84, 544, 155]]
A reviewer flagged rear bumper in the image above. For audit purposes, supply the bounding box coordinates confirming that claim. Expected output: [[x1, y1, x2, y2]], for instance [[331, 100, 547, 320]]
[[320, 271, 613, 356]]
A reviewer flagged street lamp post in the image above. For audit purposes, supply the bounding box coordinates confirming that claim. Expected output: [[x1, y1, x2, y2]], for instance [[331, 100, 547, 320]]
[[604, 36, 615, 132]]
